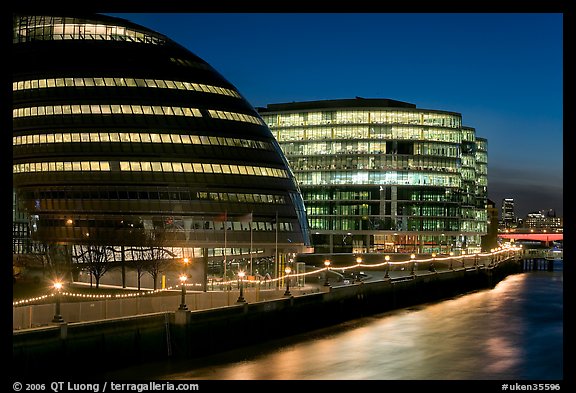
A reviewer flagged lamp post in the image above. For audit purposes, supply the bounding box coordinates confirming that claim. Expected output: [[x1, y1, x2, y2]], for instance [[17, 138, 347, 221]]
[[449, 251, 454, 270], [284, 266, 292, 296], [183, 256, 190, 273], [410, 253, 416, 276], [183, 256, 190, 285], [52, 281, 64, 323], [384, 255, 390, 279], [324, 259, 331, 287], [355, 256, 363, 282], [237, 271, 246, 303], [178, 274, 188, 310], [430, 252, 436, 272]]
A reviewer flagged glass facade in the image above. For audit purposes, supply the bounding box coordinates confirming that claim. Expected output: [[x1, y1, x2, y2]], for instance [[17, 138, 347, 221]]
[[258, 98, 488, 254], [12, 13, 310, 281]]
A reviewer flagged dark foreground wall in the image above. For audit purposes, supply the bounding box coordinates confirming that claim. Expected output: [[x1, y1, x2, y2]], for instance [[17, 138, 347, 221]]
[[12, 259, 522, 378]]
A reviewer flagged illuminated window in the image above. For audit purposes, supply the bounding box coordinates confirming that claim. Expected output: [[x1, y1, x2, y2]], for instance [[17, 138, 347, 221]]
[[14, 16, 167, 45]]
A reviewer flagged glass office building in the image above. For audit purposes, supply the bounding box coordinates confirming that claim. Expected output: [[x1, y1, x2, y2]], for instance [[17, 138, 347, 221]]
[[12, 14, 310, 281], [258, 98, 488, 254]]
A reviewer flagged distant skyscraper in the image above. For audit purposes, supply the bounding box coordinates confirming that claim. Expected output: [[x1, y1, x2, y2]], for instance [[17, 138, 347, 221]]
[[501, 198, 516, 228]]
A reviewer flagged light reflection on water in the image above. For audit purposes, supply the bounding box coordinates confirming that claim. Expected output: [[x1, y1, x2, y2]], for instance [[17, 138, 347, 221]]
[[109, 263, 563, 380]]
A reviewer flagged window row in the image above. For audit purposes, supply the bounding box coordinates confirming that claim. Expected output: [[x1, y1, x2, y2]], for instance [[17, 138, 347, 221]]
[[13, 77, 241, 98], [306, 217, 462, 232], [274, 125, 463, 143], [207, 110, 266, 126], [262, 110, 462, 129], [41, 218, 294, 232], [14, 132, 273, 151], [303, 190, 371, 201], [287, 156, 460, 173], [14, 161, 289, 178], [22, 189, 285, 204], [69, 244, 201, 263], [13, 105, 268, 127], [282, 142, 461, 159], [301, 188, 462, 203], [201, 192, 285, 204], [306, 204, 460, 217], [14, 16, 166, 45], [14, 104, 201, 118], [295, 171, 461, 187]]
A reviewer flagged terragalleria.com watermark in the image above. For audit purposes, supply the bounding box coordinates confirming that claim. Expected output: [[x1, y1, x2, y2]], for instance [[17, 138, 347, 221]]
[[13, 382, 200, 392]]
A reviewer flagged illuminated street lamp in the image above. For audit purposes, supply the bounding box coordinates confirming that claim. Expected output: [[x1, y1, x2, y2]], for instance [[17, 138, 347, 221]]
[[410, 253, 416, 276], [52, 281, 64, 323], [430, 252, 436, 272], [449, 251, 454, 270], [355, 256, 363, 282], [384, 255, 390, 278], [237, 271, 246, 303], [284, 266, 292, 296], [178, 274, 188, 310], [324, 259, 331, 287], [183, 257, 190, 277]]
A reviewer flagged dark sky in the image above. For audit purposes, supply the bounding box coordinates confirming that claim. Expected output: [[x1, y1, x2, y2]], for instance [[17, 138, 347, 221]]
[[106, 12, 564, 219]]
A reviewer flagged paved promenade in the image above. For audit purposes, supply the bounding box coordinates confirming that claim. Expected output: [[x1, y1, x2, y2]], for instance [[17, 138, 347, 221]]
[[12, 261, 481, 331]]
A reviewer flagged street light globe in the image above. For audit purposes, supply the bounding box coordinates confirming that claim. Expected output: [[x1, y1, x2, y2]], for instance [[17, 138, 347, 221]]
[[410, 254, 416, 260], [238, 271, 245, 279], [285, 266, 292, 274], [385, 255, 390, 262], [356, 256, 362, 264], [432, 252, 436, 258], [183, 257, 190, 264], [53, 282, 63, 290], [324, 260, 331, 267], [179, 274, 187, 283]]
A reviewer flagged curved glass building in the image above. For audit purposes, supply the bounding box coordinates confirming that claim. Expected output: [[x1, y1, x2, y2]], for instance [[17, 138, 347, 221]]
[[258, 98, 488, 254], [12, 14, 310, 281]]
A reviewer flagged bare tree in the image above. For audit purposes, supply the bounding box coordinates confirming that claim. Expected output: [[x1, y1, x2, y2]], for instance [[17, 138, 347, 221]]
[[125, 245, 150, 291], [74, 243, 113, 289], [141, 229, 176, 290], [23, 241, 71, 282]]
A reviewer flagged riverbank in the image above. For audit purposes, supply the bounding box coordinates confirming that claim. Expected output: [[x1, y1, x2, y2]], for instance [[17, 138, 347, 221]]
[[12, 257, 522, 379], [126, 260, 563, 381]]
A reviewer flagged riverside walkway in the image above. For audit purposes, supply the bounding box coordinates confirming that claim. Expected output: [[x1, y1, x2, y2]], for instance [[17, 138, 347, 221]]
[[13, 247, 522, 331], [13, 251, 526, 378]]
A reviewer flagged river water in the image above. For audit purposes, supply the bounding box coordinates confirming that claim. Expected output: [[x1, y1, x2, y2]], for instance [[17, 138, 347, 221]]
[[106, 261, 564, 381]]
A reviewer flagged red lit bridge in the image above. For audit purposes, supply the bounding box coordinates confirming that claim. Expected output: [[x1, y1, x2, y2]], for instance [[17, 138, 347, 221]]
[[498, 233, 563, 243]]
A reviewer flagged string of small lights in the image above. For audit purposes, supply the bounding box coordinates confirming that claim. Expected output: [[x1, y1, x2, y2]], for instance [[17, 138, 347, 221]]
[[13, 246, 520, 306]]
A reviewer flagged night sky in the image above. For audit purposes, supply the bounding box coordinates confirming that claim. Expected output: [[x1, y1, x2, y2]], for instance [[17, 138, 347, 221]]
[[105, 12, 563, 219]]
